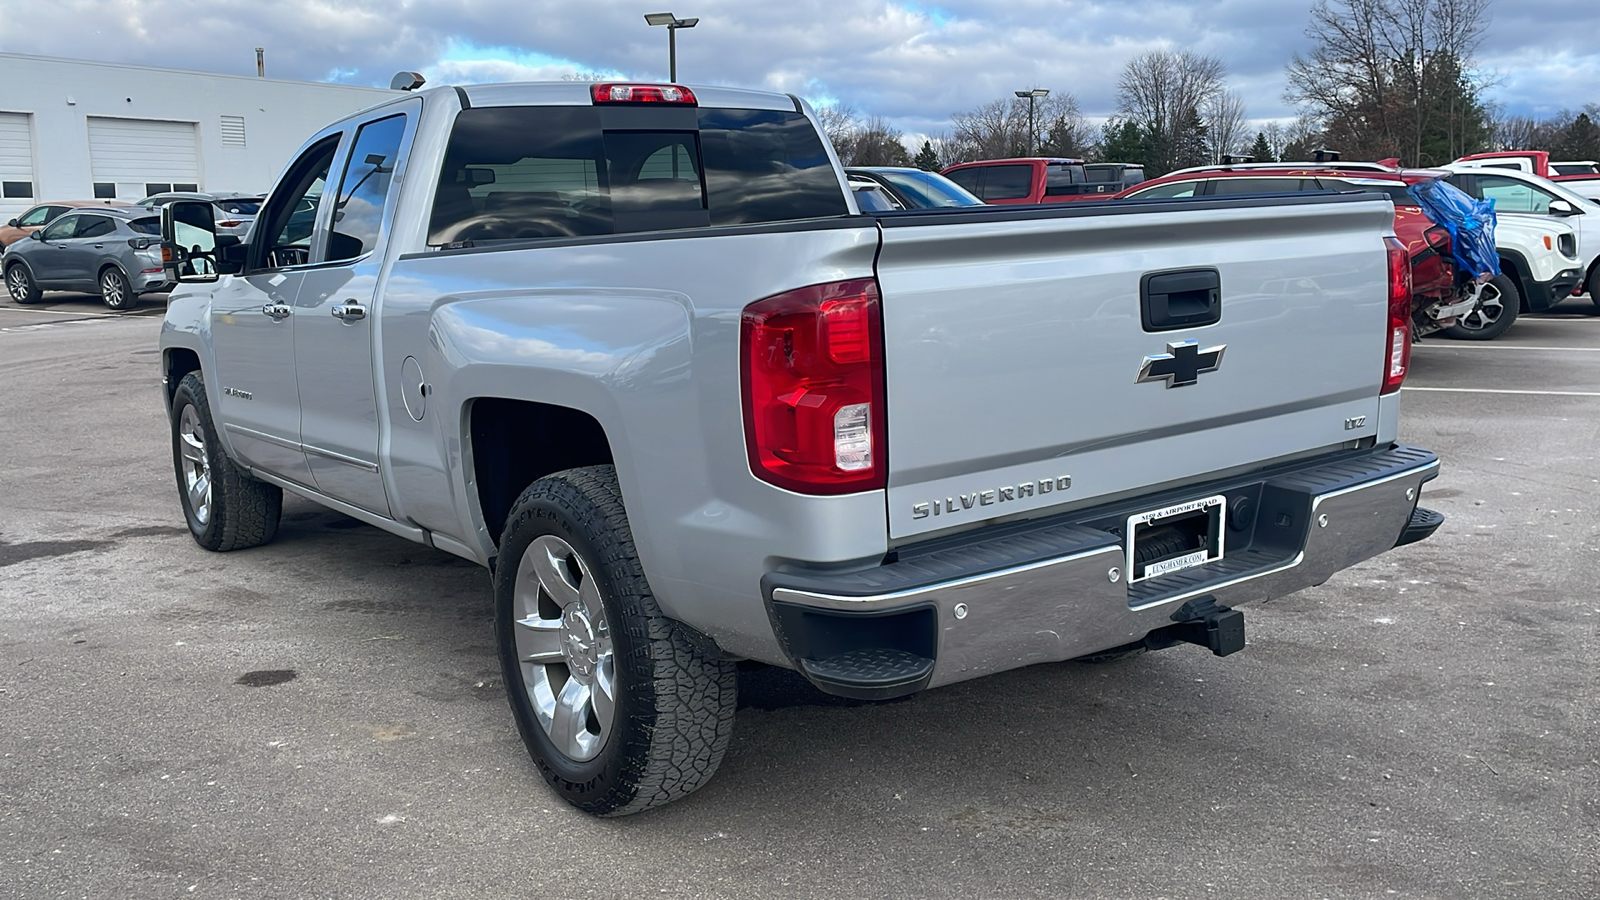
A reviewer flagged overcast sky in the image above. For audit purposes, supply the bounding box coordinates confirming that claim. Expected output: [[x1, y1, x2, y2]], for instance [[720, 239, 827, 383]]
[[3, 0, 1596, 143]]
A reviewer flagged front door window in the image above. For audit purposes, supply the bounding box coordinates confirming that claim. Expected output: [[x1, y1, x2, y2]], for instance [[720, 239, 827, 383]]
[[252, 136, 340, 270]]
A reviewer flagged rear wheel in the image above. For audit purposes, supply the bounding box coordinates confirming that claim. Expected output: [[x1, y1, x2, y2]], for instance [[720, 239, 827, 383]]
[[495, 465, 737, 816], [170, 372, 282, 551], [1588, 268, 1600, 314], [99, 267, 136, 311], [5, 263, 41, 304], [1445, 273, 1518, 340]]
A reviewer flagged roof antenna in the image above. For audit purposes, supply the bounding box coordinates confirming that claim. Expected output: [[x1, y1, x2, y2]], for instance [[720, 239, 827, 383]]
[[391, 71, 427, 91]]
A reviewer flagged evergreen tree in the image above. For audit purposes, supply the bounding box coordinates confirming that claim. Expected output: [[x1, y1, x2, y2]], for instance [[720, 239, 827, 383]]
[[1555, 113, 1600, 161], [1097, 118, 1147, 166], [1249, 131, 1276, 162], [913, 140, 941, 171]]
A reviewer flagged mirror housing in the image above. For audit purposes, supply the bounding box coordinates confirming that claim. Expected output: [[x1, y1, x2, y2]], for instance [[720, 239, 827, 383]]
[[161, 200, 227, 282], [5, 218, 16, 227], [1549, 199, 1579, 216], [29, 230, 43, 241]]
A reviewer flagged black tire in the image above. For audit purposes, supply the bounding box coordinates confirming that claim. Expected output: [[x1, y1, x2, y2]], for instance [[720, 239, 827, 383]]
[[5, 262, 41, 304], [99, 266, 137, 311], [1588, 268, 1600, 314], [1444, 273, 1519, 340], [495, 465, 737, 817], [170, 372, 282, 551]]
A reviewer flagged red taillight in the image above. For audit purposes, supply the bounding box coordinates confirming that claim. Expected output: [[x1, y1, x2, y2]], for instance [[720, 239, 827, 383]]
[[1382, 236, 1412, 395], [591, 83, 697, 105], [741, 279, 886, 494], [217, 220, 241, 228]]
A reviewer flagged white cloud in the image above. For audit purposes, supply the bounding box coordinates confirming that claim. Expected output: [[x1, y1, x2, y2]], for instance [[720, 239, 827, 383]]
[[1, 0, 1594, 140]]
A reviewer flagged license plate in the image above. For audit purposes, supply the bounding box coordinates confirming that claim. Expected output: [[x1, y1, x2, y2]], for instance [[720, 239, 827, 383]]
[[1126, 495, 1226, 583]]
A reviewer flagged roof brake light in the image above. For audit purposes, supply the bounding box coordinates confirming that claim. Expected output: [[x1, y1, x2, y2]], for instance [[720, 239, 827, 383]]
[[591, 83, 697, 105]]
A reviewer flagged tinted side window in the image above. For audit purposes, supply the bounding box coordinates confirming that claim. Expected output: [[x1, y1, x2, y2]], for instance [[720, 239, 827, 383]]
[[944, 167, 983, 194], [1130, 180, 1200, 199], [327, 114, 408, 262], [1208, 178, 1311, 196], [1043, 164, 1086, 196], [127, 217, 161, 235], [40, 215, 78, 241], [75, 216, 116, 238], [980, 165, 1034, 200]]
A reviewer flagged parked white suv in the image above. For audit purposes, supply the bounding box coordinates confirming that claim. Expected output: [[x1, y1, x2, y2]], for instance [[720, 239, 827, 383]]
[[1441, 164, 1599, 307]]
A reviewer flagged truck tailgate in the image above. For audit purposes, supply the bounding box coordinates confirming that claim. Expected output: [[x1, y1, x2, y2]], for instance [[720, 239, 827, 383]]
[[875, 195, 1397, 540]]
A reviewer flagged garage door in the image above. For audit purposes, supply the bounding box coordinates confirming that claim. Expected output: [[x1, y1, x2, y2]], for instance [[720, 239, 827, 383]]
[[87, 117, 201, 202], [0, 112, 35, 220]]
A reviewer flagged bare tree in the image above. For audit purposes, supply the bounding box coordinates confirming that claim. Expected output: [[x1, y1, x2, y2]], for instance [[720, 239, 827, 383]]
[[1286, 0, 1492, 164], [1204, 90, 1248, 162], [849, 116, 912, 166], [813, 102, 862, 160], [946, 92, 1089, 162], [1116, 50, 1228, 174]]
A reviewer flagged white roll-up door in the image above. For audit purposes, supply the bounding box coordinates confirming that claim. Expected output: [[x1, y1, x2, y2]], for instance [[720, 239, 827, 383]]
[[0, 112, 35, 220], [87, 117, 201, 202]]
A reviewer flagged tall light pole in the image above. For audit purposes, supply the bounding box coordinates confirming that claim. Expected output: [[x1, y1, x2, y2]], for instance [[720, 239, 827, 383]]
[[1014, 88, 1049, 155], [645, 12, 699, 82]]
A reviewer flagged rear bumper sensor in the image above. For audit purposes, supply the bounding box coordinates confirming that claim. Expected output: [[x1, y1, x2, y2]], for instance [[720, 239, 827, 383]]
[[764, 443, 1440, 698]]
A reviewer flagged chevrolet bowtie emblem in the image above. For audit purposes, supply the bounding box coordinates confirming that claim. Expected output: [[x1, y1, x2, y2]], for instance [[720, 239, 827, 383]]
[[1136, 340, 1226, 388]]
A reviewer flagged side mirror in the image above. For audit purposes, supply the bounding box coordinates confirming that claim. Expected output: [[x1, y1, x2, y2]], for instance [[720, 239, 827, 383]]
[[1549, 199, 1580, 216], [29, 230, 43, 241], [161, 200, 220, 282], [5, 218, 16, 227]]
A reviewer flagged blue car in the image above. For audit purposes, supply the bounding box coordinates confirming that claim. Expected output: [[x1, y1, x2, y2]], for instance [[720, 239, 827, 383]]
[[3, 206, 170, 310]]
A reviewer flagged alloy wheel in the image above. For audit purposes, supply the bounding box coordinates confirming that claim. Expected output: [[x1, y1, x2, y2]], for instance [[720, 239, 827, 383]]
[[6, 266, 27, 301], [511, 534, 617, 762], [177, 404, 212, 526], [1458, 282, 1504, 332], [101, 271, 126, 307]]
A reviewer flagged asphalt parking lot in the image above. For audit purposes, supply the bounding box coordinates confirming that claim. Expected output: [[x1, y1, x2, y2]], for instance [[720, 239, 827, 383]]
[[2, 291, 1597, 899]]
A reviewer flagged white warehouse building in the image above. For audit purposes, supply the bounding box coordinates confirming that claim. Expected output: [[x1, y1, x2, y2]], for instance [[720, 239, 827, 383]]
[[0, 53, 398, 220]]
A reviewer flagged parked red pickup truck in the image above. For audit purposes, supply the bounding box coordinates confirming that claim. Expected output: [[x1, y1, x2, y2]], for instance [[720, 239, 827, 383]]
[[941, 158, 1110, 203]]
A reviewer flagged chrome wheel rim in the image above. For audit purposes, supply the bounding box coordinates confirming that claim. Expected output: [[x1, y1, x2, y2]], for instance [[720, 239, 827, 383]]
[[177, 404, 212, 526], [1460, 283, 1504, 331], [512, 534, 615, 762], [6, 267, 26, 300], [101, 271, 125, 306]]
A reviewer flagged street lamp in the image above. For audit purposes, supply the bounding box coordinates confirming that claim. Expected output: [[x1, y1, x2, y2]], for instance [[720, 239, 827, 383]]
[[645, 12, 699, 82], [1014, 88, 1049, 155]]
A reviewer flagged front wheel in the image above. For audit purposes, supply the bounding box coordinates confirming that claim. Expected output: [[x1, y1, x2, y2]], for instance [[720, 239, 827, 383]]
[[6, 263, 41, 304], [1588, 268, 1600, 314], [495, 465, 737, 816], [1445, 273, 1519, 341], [99, 267, 136, 311], [170, 372, 282, 551]]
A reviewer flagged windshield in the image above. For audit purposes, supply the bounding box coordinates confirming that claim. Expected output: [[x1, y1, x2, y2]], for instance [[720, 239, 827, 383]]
[[872, 169, 982, 207]]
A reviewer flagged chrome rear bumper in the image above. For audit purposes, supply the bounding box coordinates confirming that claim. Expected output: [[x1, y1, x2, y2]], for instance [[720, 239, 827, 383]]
[[764, 444, 1440, 697]]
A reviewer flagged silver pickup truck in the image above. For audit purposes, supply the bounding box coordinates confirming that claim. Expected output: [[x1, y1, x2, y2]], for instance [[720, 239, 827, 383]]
[[157, 81, 1443, 816]]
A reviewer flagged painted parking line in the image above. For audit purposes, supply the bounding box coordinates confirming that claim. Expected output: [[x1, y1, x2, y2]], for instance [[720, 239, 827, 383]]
[[1403, 386, 1600, 397], [1412, 344, 1600, 352], [0, 306, 125, 316]]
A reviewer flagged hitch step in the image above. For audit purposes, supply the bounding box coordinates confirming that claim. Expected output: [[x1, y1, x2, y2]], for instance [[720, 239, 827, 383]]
[[1146, 596, 1247, 657]]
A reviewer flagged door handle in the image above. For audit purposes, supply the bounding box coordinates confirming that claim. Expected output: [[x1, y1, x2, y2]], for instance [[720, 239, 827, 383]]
[[332, 301, 367, 322], [261, 302, 292, 320]]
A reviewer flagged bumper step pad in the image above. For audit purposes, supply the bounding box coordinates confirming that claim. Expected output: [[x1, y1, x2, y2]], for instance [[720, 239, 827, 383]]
[[800, 648, 935, 700], [1396, 506, 1445, 547]]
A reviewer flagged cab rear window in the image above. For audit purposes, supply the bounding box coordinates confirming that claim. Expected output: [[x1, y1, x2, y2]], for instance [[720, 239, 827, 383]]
[[428, 106, 846, 245]]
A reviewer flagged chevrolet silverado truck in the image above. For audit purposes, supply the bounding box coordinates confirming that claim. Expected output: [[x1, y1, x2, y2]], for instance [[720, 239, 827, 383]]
[[157, 80, 1444, 817]]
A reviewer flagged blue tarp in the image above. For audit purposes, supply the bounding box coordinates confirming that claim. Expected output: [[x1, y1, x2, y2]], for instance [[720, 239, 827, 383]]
[[1407, 177, 1499, 279]]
